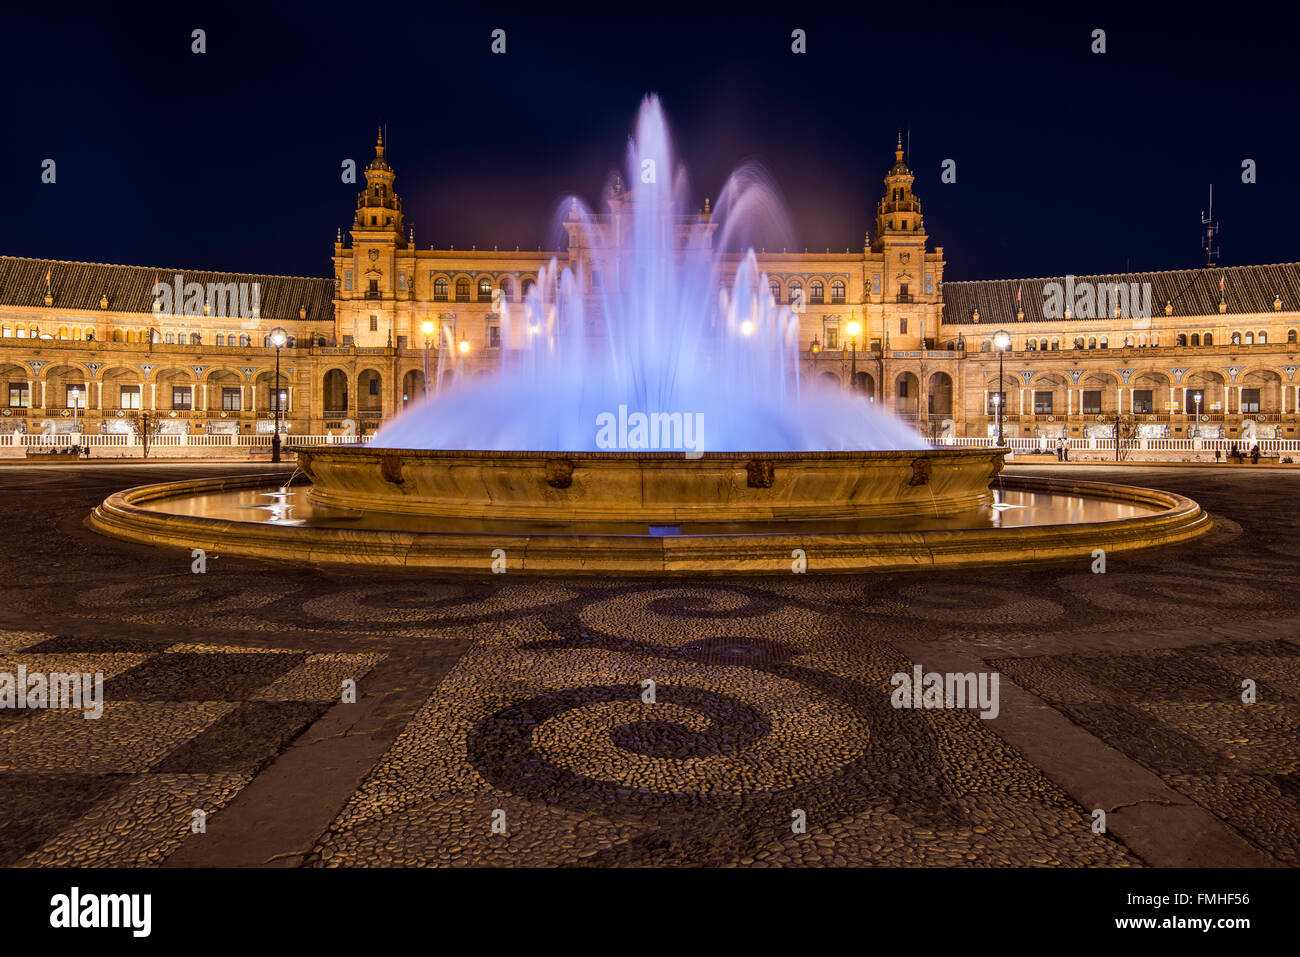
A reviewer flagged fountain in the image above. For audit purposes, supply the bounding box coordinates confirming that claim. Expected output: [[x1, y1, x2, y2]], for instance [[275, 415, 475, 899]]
[[88, 98, 1210, 573], [297, 96, 1001, 523]]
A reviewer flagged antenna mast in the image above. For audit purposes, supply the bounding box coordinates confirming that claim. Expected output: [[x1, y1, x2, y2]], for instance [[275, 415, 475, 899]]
[[1201, 184, 1219, 267]]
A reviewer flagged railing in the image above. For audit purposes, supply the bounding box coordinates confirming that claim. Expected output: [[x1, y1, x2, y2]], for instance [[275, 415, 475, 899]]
[[944, 435, 1300, 454], [1, 433, 374, 450]]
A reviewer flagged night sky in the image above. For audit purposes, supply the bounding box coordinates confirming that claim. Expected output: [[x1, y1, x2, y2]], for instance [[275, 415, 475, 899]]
[[6, 1, 1298, 282]]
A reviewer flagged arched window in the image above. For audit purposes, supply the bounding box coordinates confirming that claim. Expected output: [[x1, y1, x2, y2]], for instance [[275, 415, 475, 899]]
[[769, 280, 780, 301], [455, 278, 471, 301], [165, 332, 174, 344], [808, 280, 824, 304], [58, 327, 68, 339], [112, 330, 123, 342], [190, 333, 200, 345], [433, 277, 449, 301], [831, 280, 845, 303], [216, 334, 225, 346], [981, 340, 991, 352], [1191, 333, 1200, 346], [1231, 331, 1242, 345], [1088, 337, 1097, 349], [1176, 334, 1186, 346], [1050, 339, 1059, 350], [1100, 337, 1108, 348], [1258, 331, 1267, 344], [787, 280, 802, 305], [478, 277, 492, 301], [1244, 332, 1253, 345], [1074, 337, 1085, 349], [521, 278, 535, 298], [1204, 333, 1213, 346], [499, 277, 513, 301], [73, 328, 84, 340], [1027, 340, 1037, 351], [1289, 330, 1297, 343], [1125, 335, 1134, 347]]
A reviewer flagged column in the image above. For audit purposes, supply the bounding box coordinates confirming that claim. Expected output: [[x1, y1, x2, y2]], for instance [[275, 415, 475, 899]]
[[1129, 387, 1134, 413], [250, 383, 256, 413], [27, 380, 34, 409], [150, 382, 156, 410], [200, 383, 208, 412], [1117, 385, 1123, 414], [1169, 386, 1175, 414], [1019, 388, 1025, 416], [1067, 389, 1072, 415], [1237, 385, 1243, 414], [39, 381, 46, 408]]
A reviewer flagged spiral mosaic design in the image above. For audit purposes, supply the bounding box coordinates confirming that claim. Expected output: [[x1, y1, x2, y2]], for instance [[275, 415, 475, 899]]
[[0, 463, 1296, 866]]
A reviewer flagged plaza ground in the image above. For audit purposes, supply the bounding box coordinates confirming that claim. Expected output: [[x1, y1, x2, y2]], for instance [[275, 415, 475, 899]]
[[0, 462, 1295, 866]]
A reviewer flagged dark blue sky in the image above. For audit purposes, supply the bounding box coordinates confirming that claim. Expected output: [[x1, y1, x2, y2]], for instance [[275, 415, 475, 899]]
[[6, 1, 1298, 281]]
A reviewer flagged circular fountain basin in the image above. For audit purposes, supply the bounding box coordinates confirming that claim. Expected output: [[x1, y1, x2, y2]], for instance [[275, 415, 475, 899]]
[[291, 446, 1005, 522], [87, 465, 1210, 576]]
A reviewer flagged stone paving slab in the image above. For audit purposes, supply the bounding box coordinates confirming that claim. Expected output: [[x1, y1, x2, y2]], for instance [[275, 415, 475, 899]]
[[0, 463, 1295, 866]]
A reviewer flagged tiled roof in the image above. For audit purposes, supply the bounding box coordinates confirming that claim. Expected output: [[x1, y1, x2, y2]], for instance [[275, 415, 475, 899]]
[[942, 262, 1300, 324], [0, 256, 335, 323]]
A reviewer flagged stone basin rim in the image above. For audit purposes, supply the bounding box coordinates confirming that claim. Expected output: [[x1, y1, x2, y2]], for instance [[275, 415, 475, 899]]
[[85, 470, 1211, 576]]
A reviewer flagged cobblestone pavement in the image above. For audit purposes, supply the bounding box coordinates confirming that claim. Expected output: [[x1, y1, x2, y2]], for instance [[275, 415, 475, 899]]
[[0, 462, 1295, 867]]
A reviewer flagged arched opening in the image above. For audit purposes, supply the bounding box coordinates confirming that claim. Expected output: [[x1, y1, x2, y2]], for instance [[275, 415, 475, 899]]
[[102, 366, 142, 412], [323, 369, 349, 414], [357, 369, 383, 415], [1079, 373, 1116, 416], [927, 372, 953, 418], [853, 371, 875, 399], [401, 369, 425, 406], [893, 372, 920, 416], [1130, 371, 1170, 415], [207, 370, 243, 416], [1239, 370, 1281, 415], [1183, 371, 1225, 415], [255, 370, 291, 417], [156, 368, 195, 413]]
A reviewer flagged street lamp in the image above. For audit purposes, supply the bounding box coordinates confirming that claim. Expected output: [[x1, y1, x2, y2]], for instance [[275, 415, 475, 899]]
[[993, 329, 1012, 447], [810, 336, 820, 374], [70, 386, 80, 434], [421, 319, 435, 399], [846, 318, 862, 394], [1192, 390, 1202, 438], [269, 327, 287, 463]]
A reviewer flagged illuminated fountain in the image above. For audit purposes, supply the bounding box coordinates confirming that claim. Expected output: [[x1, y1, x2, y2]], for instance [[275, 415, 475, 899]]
[[89, 97, 1210, 573], [297, 95, 1001, 523]]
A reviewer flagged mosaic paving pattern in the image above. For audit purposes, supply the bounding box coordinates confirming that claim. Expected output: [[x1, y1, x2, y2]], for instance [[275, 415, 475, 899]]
[[0, 462, 1296, 866]]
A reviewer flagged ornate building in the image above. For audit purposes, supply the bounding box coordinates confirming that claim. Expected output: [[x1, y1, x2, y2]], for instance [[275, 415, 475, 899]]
[[2, 130, 1298, 450]]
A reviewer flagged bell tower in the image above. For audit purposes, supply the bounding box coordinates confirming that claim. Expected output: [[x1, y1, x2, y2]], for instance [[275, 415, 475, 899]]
[[352, 127, 406, 242], [337, 126, 410, 349], [873, 133, 926, 251]]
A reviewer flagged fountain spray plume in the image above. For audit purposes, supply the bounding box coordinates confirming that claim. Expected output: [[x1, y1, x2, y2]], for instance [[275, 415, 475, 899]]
[[372, 94, 923, 453]]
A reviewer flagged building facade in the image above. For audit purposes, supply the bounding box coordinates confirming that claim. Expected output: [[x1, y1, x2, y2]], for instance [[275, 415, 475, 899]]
[[3, 130, 1299, 447]]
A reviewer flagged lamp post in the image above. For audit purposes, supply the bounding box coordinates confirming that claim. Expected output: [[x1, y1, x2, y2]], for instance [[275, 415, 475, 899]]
[[1192, 390, 1202, 438], [994, 329, 1011, 447], [269, 328, 286, 463], [810, 336, 820, 375], [846, 318, 862, 394], [70, 386, 80, 434], [421, 319, 434, 399]]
